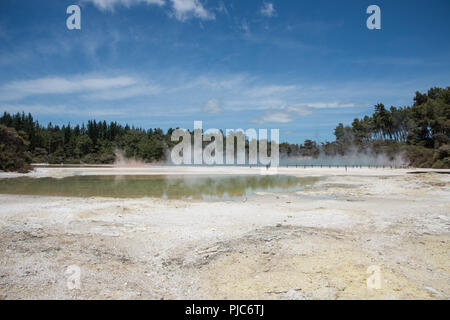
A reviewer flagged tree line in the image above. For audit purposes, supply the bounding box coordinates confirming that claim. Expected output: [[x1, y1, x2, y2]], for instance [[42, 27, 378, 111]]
[[0, 87, 449, 172], [0, 114, 175, 166], [278, 87, 449, 168]]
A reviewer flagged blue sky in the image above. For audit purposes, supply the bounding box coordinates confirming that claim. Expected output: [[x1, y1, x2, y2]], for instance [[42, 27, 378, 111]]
[[0, 0, 449, 143]]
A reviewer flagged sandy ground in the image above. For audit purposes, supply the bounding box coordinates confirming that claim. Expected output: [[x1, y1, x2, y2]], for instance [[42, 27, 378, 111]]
[[0, 166, 449, 300], [0, 165, 437, 179]]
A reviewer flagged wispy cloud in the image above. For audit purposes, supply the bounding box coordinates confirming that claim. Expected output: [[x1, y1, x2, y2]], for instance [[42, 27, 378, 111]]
[[82, 0, 165, 11], [0, 71, 425, 127], [251, 102, 360, 124], [83, 0, 215, 22], [170, 0, 215, 21], [305, 102, 358, 109], [82, 84, 162, 100], [254, 111, 292, 124], [245, 85, 296, 97], [216, 1, 229, 15], [172, 74, 248, 91], [203, 98, 222, 114], [240, 19, 251, 36], [252, 105, 313, 124], [0, 76, 137, 101], [260, 2, 276, 18]]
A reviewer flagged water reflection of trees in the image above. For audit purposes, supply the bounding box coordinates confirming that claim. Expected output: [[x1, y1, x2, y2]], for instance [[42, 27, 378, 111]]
[[0, 175, 319, 199]]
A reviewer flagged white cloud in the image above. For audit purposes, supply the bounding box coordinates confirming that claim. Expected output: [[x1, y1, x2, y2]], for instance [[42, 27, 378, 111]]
[[83, 0, 216, 21], [0, 76, 137, 100], [254, 111, 292, 124], [251, 100, 362, 124], [285, 105, 314, 115], [170, 0, 215, 21], [172, 74, 247, 91], [203, 99, 222, 114], [260, 2, 276, 18], [83, 0, 165, 11], [0, 71, 371, 125], [306, 102, 358, 109], [84, 0, 215, 21], [216, 1, 228, 15], [253, 105, 313, 124], [82, 84, 162, 100], [241, 19, 251, 35], [246, 85, 296, 97]]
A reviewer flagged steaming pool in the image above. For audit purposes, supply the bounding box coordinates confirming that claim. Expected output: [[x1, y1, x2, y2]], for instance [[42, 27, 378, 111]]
[[0, 175, 320, 200]]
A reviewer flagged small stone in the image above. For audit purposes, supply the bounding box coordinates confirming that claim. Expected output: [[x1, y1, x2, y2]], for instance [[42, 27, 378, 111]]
[[283, 290, 307, 300]]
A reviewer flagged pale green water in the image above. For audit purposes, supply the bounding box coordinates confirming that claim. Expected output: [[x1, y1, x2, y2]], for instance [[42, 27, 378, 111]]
[[0, 175, 319, 200]]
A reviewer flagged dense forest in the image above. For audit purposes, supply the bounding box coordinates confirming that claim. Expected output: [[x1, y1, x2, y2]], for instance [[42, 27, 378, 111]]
[[279, 87, 450, 168], [0, 87, 449, 172], [0, 114, 175, 168]]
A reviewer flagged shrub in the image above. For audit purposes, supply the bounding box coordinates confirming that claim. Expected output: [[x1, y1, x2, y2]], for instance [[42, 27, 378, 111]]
[[0, 125, 32, 173]]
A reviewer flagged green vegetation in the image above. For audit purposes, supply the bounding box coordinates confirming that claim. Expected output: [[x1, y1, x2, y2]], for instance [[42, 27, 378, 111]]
[[279, 87, 450, 168], [0, 125, 32, 173], [0, 113, 176, 168], [0, 87, 449, 172]]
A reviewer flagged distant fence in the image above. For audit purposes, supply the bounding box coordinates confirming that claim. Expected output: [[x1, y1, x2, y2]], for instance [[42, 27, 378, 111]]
[[251, 164, 411, 170], [32, 163, 411, 170]]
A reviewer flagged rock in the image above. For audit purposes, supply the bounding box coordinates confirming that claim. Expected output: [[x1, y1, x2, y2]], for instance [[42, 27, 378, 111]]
[[424, 286, 443, 298], [283, 289, 307, 300]]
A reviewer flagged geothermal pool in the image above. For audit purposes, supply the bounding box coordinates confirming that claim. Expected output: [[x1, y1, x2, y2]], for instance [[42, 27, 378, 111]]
[[0, 175, 319, 199]]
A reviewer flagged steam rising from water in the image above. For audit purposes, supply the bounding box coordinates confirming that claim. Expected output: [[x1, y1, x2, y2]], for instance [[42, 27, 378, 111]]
[[115, 146, 408, 168], [114, 149, 149, 167], [280, 147, 408, 167]]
